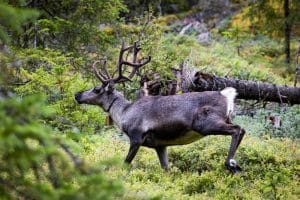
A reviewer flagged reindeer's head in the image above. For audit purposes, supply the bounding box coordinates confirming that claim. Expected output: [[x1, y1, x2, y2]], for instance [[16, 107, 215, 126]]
[[75, 41, 151, 111], [75, 83, 114, 105]]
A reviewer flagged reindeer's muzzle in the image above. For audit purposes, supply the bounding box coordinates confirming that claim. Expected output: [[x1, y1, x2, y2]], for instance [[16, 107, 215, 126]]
[[75, 92, 83, 104]]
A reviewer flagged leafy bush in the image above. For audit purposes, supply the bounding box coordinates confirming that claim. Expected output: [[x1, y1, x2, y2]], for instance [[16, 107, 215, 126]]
[[0, 2, 39, 44], [0, 94, 122, 199], [1, 1, 299, 200], [14, 48, 106, 134], [234, 105, 300, 139], [144, 33, 288, 85]]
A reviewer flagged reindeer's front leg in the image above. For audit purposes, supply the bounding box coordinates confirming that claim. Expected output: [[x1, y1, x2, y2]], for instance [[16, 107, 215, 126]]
[[155, 146, 169, 170], [124, 142, 141, 164], [124, 131, 143, 164], [125, 141, 141, 164]]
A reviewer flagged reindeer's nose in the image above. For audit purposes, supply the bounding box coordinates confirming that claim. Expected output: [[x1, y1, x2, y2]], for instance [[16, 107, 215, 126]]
[[75, 92, 82, 103]]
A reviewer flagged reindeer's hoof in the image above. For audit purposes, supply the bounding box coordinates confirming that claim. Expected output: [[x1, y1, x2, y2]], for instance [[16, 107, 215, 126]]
[[225, 159, 242, 174], [230, 165, 242, 174], [226, 165, 242, 174], [240, 128, 246, 134]]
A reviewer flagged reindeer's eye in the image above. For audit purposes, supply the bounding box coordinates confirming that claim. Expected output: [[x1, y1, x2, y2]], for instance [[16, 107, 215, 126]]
[[93, 87, 102, 94]]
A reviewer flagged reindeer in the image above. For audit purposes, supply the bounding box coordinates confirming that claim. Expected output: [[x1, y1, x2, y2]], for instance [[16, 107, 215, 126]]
[[75, 42, 246, 174]]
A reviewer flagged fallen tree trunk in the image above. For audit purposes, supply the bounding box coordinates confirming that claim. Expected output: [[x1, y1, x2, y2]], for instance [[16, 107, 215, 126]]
[[190, 72, 300, 105], [141, 71, 300, 105]]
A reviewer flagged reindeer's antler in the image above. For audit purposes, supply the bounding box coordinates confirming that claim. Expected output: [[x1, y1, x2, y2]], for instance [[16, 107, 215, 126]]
[[92, 41, 151, 85], [92, 59, 109, 83]]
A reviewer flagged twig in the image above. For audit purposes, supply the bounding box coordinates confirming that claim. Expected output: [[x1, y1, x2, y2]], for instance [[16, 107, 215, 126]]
[[224, 69, 233, 77], [40, 141, 60, 188], [10, 80, 32, 86], [59, 143, 84, 172], [276, 86, 283, 104], [257, 81, 261, 101]]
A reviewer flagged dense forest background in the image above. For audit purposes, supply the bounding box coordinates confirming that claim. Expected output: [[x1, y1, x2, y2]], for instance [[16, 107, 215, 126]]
[[0, 0, 299, 199]]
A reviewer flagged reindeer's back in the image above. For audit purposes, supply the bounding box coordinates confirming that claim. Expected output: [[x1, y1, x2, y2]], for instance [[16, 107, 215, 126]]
[[135, 91, 227, 113], [123, 91, 227, 133]]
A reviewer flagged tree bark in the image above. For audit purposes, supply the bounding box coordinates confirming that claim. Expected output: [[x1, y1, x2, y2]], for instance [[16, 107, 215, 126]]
[[141, 71, 300, 105], [284, 0, 291, 64], [295, 40, 300, 87], [190, 72, 300, 105]]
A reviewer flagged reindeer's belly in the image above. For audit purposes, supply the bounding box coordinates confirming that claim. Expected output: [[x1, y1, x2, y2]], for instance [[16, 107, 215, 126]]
[[156, 131, 204, 146]]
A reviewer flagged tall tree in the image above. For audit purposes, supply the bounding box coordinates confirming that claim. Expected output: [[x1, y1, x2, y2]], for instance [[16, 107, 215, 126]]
[[284, 0, 291, 64], [246, 0, 300, 64], [0, 1, 38, 44], [5, 0, 127, 52]]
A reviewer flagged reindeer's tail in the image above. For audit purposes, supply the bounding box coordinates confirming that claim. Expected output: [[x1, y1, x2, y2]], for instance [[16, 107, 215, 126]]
[[220, 87, 237, 116]]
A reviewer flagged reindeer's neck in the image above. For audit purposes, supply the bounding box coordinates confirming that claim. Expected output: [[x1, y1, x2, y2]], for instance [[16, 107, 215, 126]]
[[106, 92, 131, 129]]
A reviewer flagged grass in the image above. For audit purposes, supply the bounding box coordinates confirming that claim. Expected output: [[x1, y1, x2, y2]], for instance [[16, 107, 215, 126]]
[[72, 126, 300, 200]]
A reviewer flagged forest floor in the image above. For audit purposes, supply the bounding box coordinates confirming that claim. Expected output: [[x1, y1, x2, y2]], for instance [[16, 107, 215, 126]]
[[2, 2, 299, 199]]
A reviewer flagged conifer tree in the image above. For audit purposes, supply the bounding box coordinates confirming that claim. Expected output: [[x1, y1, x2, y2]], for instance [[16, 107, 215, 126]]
[[246, 0, 300, 64]]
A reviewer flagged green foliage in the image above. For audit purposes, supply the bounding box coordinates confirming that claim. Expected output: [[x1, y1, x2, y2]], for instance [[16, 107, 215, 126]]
[[3, 0, 127, 51], [0, 94, 122, 199], [122, 0, 193, 18], [0, 1, 39, 44], [36, 16, 113, 52], [1, 2, 300, 199], [74, 130, 300, 200], [234, 105, 300, 139], [159, 34, 287, 84], [14, 48, 106, 133], [245, 0, 300, 37]]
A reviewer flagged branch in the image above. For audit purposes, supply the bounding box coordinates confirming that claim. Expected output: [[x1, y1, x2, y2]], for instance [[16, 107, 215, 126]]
[[40, 141, 60, 188], [59, 143, 85, 173]]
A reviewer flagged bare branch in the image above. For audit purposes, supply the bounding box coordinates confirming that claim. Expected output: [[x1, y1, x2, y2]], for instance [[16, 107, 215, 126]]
[[59, 143, 85, 173]]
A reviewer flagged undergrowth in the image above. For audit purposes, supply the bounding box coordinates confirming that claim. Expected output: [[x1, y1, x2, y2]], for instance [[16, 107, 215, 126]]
[[73, 129, 299, 200], [2, 15, 298, 199]]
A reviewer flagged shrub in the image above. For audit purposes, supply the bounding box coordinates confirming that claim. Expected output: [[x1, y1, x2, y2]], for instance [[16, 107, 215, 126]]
[[14, 48, 107, 134], [234, 105, 300, 139], [0, 94, 122, 199], [77, 130, 299, 200]]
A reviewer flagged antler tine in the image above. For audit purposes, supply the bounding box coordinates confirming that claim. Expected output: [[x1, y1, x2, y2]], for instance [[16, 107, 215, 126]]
[[117, 41, 126, 79], [120, 41, 140, 80], [111, 41, 134, 83], [126, 56, 151, 79], [92, 60, 109, 84], [116, 40, 151, 81], [100, 58, 112, 79], [95, 41, 151, 84], [133, 41, 141, 63]]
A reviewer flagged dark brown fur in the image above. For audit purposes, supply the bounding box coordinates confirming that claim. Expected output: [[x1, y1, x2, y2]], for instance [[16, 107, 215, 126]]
[[75, 86, 245, 174]]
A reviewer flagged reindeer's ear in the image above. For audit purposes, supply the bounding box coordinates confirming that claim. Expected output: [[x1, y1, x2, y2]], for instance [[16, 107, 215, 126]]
[[104, 83, 114, 92]]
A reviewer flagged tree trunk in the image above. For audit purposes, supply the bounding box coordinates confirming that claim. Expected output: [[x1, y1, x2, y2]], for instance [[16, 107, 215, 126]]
[[190, 72, 300, 105], [141, 71, 300, 105], [295, 41, 300, 87], [284, 0, 291, 64]]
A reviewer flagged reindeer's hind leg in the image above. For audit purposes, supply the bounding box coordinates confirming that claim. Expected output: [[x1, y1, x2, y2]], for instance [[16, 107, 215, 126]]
[[224, 126, 245, 174], [193, 119, 245, 174], [235, 128, 245, 151], [225, 115, 245, 154]]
